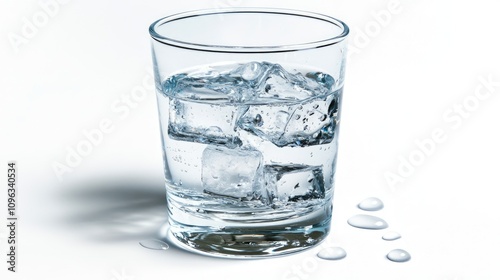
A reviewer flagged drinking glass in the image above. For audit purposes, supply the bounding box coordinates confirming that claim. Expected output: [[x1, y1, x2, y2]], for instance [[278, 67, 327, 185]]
[[149, 8, 349, 258]]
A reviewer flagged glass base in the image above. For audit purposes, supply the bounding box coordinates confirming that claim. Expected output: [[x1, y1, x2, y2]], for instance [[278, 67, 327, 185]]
[[165, 215, 331, 259]]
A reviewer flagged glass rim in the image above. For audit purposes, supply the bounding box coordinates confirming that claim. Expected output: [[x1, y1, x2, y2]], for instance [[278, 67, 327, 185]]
[[149, 8, 349, 53]]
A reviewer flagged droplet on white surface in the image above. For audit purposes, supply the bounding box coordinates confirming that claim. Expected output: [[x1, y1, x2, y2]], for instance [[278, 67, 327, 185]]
[[382, 231, 401, 241], [139, 239, 169, 250], [317, 247, 347, 260], [386, 249, 411, 262], [347, 214, 388, 230], [357, 197, 384, 211]]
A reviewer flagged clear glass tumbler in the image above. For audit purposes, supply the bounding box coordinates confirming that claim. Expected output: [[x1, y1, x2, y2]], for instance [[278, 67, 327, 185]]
[[149, 8, 349, 258]]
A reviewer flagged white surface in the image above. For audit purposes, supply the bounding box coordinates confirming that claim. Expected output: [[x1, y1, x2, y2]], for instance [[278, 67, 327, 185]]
[[1, 0, 500, 279]]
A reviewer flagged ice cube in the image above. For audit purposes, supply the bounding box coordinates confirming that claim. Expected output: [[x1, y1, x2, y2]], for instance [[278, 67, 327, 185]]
[[163, 67, 248, 102], [168, 98, 245, 148], [228, 61, 274, 102], [237, 92, 340, 147], [305, 72, 336, 90], [163, 73, 232, 102], [263, 164, 325, 203], [257, 65, 314, 101], [279, 93, 340, 147], [237, 105, 293, 144], [252, 64, 333, 103], [164, 62, 271, 103], [201, 146, 268, 202]]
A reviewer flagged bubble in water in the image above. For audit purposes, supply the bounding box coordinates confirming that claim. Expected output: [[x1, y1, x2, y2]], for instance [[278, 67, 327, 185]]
[[139, 239, 169, 250], [253, 114, 263, 127], [265, 84, 272, 92], [357, 197, 384, 211], [347, 214, 388, 230], [382, 231, 401, 241], [317, 247, 347, 260], [386, 249, 411, 262]]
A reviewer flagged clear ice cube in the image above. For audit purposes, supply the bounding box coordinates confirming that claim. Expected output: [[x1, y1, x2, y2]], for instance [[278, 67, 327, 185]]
[[280, 93, 339, 147], [305, 72, 336, 90], [168, 99, 245, 148], [263, 164, 325, 203], [163, 67, 247, 102], [237, 93, 340, 147], [201, 146, 267, 202], [255, 64, 321, 102], [237, 105, 293, 144]]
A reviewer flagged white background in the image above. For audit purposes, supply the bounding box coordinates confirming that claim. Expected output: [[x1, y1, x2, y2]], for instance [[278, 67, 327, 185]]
[[1, 0, 500, 279]]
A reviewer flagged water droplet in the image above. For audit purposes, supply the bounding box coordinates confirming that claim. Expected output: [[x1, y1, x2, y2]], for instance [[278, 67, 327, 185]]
[[319, 114, 327, 121], [347, 214, 388, 230], [313, 104, 319, 109], [386, 249, 411, 262], [317, 247, 347, 260], [295, 114, 301, 120], [357, 197, 384, 211], [139, 239, 169, 250], [382, 231, 401, 241], [291, 240, 300, 246]]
